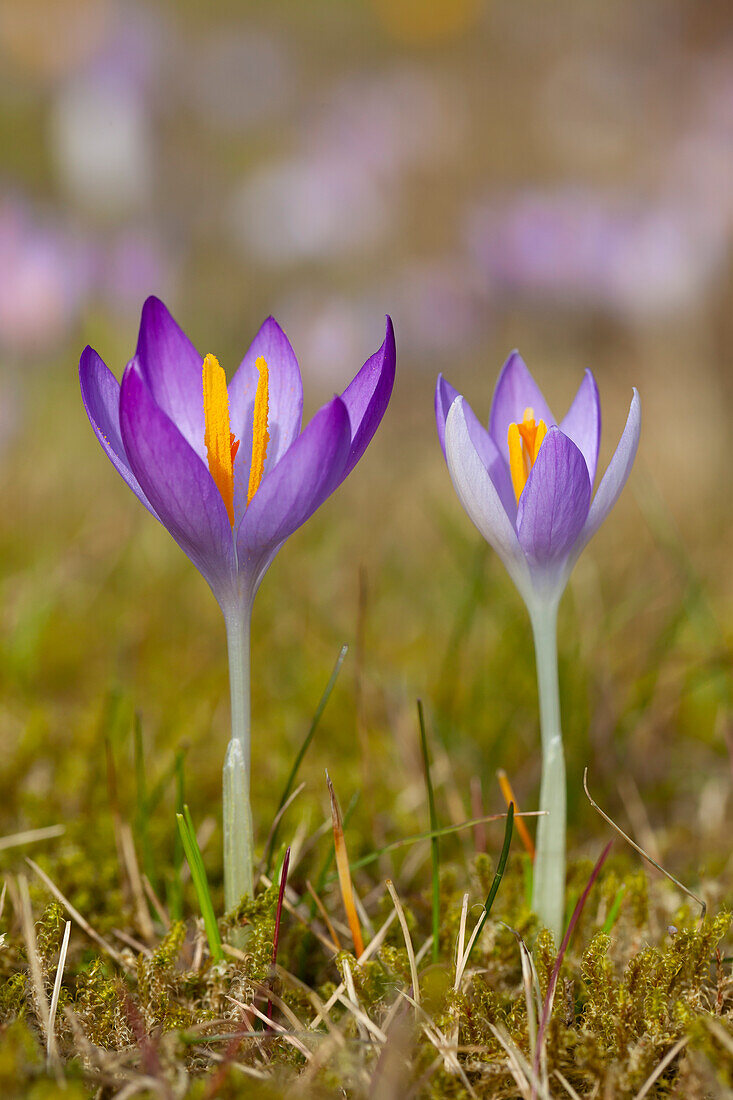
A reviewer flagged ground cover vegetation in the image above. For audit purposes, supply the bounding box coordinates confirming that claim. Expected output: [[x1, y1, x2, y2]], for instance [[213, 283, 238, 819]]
[[0, 341, 731, 1097]]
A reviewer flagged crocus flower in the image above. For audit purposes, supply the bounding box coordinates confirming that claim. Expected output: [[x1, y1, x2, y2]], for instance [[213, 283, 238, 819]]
[[435, 352, 640, 613], [80, 296, 395, 616], [435, 352, 640, 941], [81, 296, 395, 909]]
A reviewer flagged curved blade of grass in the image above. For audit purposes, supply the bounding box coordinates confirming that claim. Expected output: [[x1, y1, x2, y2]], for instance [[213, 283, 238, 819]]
[[176, 806, 222, 963], [532, 840, 612, 1094], [328, 809, 538, 878], [327, 771, 364, 957], [465, 801, 514, 966], [417, 700, 440, 963], [265, 644, 348, 875]]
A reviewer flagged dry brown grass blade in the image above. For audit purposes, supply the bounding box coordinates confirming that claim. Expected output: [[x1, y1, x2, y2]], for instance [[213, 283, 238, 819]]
[[14, 875, 51, 1040], [497, 770, 535, 859], [119, 823, 155, 943], [308, 909, 397, 1029], [305, 878, 342, 950], [632, 1036, 688, 1100], [583, 768, 706, 920], [386, 879, 421, 1007], [26, 857, 131, 970], [142, 875, 170, 930], [47, 920, 71, 1062], [326, 770, 364, 956], [0, 825, 65, 852]]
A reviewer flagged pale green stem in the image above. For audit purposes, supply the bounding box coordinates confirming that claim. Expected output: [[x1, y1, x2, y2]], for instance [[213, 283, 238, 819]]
[[222, 609, 254, 912], [529, 600, 566, 943]]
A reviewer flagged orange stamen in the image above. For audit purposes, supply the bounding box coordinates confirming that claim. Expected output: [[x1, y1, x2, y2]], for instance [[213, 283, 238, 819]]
[[203, 354, 239, 526], [507, 406, 547, 503], [247, 357, 270, 506]]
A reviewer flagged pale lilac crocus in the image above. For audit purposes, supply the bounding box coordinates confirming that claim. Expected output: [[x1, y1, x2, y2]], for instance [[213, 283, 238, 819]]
[[435, 352, 640, 939], [81, 296, 395, 908]]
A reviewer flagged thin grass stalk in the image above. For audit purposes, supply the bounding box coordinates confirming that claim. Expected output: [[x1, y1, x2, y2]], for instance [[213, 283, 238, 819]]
[[266, 846, 290, 1028], [532, 840, 612, 1094], [265, 645, 348, 875], [326, 772, 364, 957], [417, 700, 440, 963], [176, 806, 223, 963]]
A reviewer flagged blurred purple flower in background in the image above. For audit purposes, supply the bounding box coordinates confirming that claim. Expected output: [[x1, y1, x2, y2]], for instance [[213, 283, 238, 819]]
[[466, 188, 729, 321], [0, 196, 92, 356]]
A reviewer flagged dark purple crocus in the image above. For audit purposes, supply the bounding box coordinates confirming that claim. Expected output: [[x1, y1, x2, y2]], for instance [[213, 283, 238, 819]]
[[81, 296, 394, 611], [435, 352, 640, 941], [81, 296, 395, 909]]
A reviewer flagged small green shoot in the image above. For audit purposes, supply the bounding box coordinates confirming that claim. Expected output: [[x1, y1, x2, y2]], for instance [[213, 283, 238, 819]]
[[417, 699, 440, 963], [176, 805, 223, 963], [466, 801, 514, 966]]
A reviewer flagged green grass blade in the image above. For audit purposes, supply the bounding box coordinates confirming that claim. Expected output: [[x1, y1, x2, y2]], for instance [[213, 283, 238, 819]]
[[601, 883, 626, 934], [176, 806, 222, 963], [265, 644, 348, 874], [168, 751, 186, 921], [466, 801, 514, 966], [133, 713, 155, 890], [417, 699, 440, 963]]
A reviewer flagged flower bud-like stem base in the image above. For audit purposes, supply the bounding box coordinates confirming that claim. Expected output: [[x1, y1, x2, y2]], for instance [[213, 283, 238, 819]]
[[223, 610, 254, 912], [530, 601, 566, 943]]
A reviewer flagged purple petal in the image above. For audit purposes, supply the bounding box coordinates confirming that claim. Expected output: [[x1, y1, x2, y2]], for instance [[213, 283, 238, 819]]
[[79, 345, 158, 518], [560, 369, 601, 484], [339, 316, 396, 479], [516, 427, 591, 567], [228, 315, 304, 472], [134, 296, 206, 456], [436, 376, 517, 520], [435, 373, 459, 459], [578, 388, 641, 550], [489, 351, 555, 462], [119, 361, 236, 601], [237, 396, 351, 580], [445, 397, 531, 599]]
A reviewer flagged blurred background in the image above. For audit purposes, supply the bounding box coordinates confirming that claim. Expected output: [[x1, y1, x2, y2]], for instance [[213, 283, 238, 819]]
[[0, 0, 731, 902]]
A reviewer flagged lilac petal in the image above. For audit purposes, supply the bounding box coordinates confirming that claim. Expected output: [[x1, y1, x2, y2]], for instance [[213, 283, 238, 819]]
[[560, 369, 601, 484], [228, 316, 304, 474], [436, 377, 517, 520], [516, 427, 592, 567], [445, 397, 531, 599], [79, 345, 158, 518], [237, 397, 351, 577], [435, 373, 459, 459], [134, 296, 206, 456], [339, 316, 396, 479], [119, 361, 236, 600], [489, 350, 555, 462], [577, 388, 641, 551]]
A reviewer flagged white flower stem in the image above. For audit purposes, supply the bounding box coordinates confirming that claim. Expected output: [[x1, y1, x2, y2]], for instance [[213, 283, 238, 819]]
[[529, 600, 566, 943], [223, 609, 254, 912]]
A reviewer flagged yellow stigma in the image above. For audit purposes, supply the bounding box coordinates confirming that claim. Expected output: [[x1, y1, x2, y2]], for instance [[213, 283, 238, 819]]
[[508, 406, 547, 504], [203, 353, 239, 526], [247, 356, 270, 505]]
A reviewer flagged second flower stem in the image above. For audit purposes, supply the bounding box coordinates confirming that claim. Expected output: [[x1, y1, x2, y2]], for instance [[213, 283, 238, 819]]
[[530, 600, 566, 943], [223, 610, 254, 912]]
